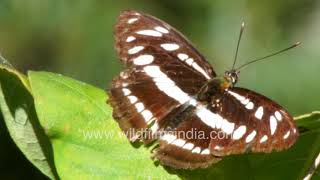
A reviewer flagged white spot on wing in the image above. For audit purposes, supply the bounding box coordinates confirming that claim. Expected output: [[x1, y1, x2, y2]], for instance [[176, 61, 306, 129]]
[[283, 131, 290, 139], [215, 115, 223, 129], [191, 62, 211, 79], [270, 115, 277, 135], [241, 99, 249, 105], [136, 30, 162, 37], [141, 110, 153, 122], [161, 134, 176, 144], [133, 55, 154, 65], [255, 106, 264, 120], [122, 88, 131, 96], [160, 43, 180, 51], [177, 53, 188, 61], [154, 26, 169, 33], [171, 139, 186, 147], [221, 119, 235, 134], [120, 71, 129, 79], [128, 46, 144, 54], [245, 102, 254, 109], [127, 96, 138, 104], [228, 91, 246, 101], [154, 78, 175, 85], [196, 106, 223, 130], [233, 125, 247, 140], [188, 99, 197, 106], [201, 149, 210, 155], [275, 111, 282, 121], [144, 66, 168, 78], [245, 130, 257, 143], [144, 66, 192, 104], [260, 135, 268, 143], [126, 36, 136, 42], [185, 58, 194, 65], [135, 102, 144, 112], [228, 91, 255, 110], [128, 18, 138, 24], [293, 128, 297, 134], [182, 143, 194, 150], [192, 147, 201, 154], [196, 107, 235, 134]]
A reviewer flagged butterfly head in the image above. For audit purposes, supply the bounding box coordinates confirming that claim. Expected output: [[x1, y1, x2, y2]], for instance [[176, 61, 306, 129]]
[[224, 70, 239, 86]]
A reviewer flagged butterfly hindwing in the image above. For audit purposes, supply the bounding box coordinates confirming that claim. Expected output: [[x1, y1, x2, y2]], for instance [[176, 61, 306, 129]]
[[154, 111, 222, 169]]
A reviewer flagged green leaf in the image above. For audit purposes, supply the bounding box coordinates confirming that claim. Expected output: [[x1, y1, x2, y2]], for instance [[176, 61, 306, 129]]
[[295, 112, 320, 180], [0, 55, 31, 91], [27, 71, 320, 179], [28, 71, 176, 179], [0, 63, 58, 179]]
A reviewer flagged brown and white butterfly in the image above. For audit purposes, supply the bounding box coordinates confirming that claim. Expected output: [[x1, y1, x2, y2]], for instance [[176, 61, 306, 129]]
[[108, 10, 299, 169]]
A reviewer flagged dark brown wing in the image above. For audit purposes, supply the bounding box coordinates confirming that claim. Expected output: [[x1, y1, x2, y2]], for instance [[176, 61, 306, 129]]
[[109, 10, 215, 142], [154, 112, 221, 169], [114, 10, 215, 78], [206, 87, 299, 156], [152, 87, 298, 168]]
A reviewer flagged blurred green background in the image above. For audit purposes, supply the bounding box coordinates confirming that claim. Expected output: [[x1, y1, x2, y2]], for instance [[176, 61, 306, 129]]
[[0, 0, 319, 179]]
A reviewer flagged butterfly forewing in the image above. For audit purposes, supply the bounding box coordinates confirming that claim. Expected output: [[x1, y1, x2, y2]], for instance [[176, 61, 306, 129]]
[[110, 10, 216, 141], [109, 68, 183, 141], [114, 10, 215, 80]]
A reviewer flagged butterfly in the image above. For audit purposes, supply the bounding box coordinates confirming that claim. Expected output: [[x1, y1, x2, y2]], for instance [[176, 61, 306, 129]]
[[108, 10, 299, 169]]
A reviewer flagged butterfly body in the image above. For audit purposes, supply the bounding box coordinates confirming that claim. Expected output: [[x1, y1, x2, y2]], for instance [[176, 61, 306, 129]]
[[197, 72, 236, 102], [108, 10, 298, 169]]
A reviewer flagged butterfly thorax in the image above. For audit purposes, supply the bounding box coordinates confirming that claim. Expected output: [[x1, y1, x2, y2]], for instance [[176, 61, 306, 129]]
[[197, 70, 239, 102]]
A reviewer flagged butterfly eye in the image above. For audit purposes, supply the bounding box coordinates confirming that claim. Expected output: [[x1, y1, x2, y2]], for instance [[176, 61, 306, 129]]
[[225, 71, 238, 84], [230, 72, 238, 84]]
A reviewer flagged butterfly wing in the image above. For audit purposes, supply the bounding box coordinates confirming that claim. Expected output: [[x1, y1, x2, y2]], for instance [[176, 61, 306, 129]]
[[114, 10, 215, 79], [109, 10, 215, 141], [207, 87, 299, 156], [154, 112, 222, 169], [153, 87, 298, 168]]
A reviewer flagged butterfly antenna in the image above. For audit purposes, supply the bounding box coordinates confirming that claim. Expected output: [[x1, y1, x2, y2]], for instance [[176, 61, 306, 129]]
[[232, 22, 245, 70], [235, 42, 301, 71]]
